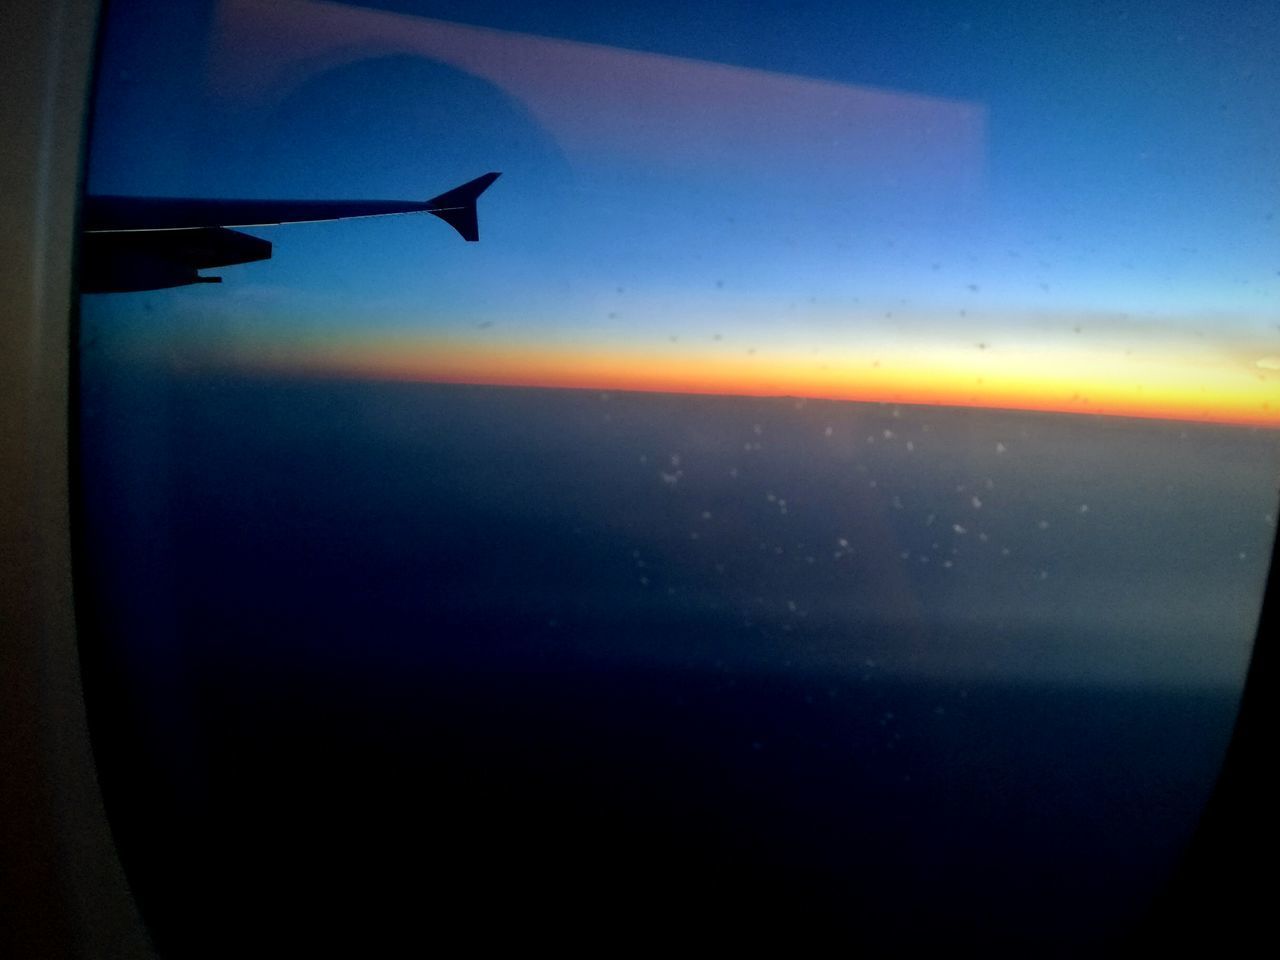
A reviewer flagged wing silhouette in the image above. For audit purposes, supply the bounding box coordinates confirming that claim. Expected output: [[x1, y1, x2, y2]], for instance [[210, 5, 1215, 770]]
[[81, 172, 500, 293]]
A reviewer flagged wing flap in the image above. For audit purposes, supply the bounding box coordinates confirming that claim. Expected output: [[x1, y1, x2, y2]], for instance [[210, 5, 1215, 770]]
[[81, 227, 272, 293]]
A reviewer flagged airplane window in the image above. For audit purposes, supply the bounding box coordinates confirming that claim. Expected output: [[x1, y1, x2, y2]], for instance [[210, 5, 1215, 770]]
[[77, 0, 1279, 953]]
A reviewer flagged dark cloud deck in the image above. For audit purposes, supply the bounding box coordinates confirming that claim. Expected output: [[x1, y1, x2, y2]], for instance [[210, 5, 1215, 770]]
[[77, 373, 1278, 953]]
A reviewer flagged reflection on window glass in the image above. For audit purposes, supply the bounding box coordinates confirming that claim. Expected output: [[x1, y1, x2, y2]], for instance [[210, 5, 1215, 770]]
[[78, 0, 1279, 953]]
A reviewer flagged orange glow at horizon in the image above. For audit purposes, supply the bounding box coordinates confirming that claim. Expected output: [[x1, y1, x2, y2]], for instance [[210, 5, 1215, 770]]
[[219, 333, 1280, 428]]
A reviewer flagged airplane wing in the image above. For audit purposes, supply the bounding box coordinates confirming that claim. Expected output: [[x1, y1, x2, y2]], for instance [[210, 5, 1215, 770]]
[[80, 172, 500, 293]]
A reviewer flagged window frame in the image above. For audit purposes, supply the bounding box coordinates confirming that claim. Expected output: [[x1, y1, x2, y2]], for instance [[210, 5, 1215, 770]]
[[0, 2, 1273, 954]]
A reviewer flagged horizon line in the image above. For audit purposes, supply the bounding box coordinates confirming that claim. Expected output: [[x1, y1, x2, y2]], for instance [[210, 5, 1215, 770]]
[[183, 357, 1280, 430]]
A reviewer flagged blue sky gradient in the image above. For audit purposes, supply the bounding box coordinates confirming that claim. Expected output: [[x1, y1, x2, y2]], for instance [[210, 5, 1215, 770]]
[[84, 0, 1280, 421]]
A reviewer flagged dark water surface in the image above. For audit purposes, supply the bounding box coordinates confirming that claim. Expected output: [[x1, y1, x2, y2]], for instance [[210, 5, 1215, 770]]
[[77, 373, 1279, 955]]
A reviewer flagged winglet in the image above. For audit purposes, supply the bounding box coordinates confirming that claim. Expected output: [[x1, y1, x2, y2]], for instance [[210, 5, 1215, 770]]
[[424, 172, 501, 242]]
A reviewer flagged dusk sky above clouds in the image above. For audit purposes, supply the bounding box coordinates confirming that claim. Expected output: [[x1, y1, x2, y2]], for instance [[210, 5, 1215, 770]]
[[85, 0, 1280, 424]]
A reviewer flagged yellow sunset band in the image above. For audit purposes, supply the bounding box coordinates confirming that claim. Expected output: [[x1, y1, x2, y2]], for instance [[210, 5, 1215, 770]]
[[221, 331, 1280, 427]]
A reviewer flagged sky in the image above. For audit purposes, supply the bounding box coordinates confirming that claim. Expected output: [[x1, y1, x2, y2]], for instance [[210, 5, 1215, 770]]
[[84, 0, 1280, 425]]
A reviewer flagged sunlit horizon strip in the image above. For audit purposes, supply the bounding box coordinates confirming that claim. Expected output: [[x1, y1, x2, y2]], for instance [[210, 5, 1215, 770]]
[[194, 332, 1280, 428]]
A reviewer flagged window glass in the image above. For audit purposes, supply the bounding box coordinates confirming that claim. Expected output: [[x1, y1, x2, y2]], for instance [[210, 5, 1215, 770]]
[[78, 0, 1280, 952]]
